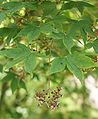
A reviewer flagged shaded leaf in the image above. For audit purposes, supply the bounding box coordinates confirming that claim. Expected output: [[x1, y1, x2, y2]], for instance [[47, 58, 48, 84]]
[[0, 11, 7, 23], [2, 72, 17, 83], [64, 18, 94, 45], [19, 80, 27, 91], [40, 1, 57, 16], [93, 39, 98, 54], [0, 64, 3, 72], [85, 43, 93, 49], [62, 1, 94, 14], [23, 2, 37, 10], [0, 27, 20, 44], [11, 78, 27, 93], [80, 28, 87, 44], [0, 1, 23, 13], [11, 78, 19, 93]]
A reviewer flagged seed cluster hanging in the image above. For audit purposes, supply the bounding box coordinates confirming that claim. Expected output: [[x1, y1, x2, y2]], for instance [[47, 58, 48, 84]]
[[35, 87, 62, 110]]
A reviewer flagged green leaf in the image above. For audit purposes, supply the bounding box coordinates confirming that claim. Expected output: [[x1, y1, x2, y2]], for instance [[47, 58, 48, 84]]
[[53, 22, 63, 32], [0, 44, 30, 59], [23, 2, 37, 10], [19, 80, 27, 91], [84, 25, 94, 37], [64, 19, 94, 45], [52, 15, 68, 23], [49, 57, 66, 75], [80, 28, 87, 44], [0, 1, 37, 22], [5, 57, 24, 69], [75, 1, 94, 14], [11, 78, 27, 93], [66, 57, 84, 80], [6, 28, 20, 44], [78, 19, 94, 36], [68, 22, 78, 37], [24, 53, 37, 73], [0, 27, 20, 44], [0, 64, 3, 72], [17, 26, 32, 37], [40, 23, 53, 34], [51, 32, 65, 39], [0, 1, 23, 13], [0, 44, 31, 69], [63, 35, 74, 53], [0, 0, 6, 2], [27, 27, 40, 42], [0, 12, 7, 23], [17, 25, 40, 42], [0, 48, 22, 58], [2, 72, 17, 83], [61, 1, 74, 10], [11, 78, 19, 93], [85, 43, 93, 49], [62, 1, 94, 14], [93, 39, 98, 54], [0, 27, 8, 37], [67, 52, 94, 68], [40, 1, 57, 16]]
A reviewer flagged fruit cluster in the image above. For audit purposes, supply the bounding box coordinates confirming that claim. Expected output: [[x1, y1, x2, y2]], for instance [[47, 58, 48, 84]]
[[35, 87, 62, 110]]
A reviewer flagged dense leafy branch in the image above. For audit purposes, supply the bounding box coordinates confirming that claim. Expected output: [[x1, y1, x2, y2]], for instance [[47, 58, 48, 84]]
[[0, 0, 98, 93]]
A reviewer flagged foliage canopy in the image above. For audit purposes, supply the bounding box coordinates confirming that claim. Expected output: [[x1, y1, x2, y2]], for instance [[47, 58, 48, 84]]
[[0, 0, 98, 93], [0, 0, 98, 119]]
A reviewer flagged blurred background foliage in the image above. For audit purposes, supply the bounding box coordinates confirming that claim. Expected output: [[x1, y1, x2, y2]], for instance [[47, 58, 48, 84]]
[[0, 0, 98, 119]]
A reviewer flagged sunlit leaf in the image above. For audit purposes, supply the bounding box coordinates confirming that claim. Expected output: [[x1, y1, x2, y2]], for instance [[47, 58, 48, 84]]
[[49, 57, 66, 75]]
